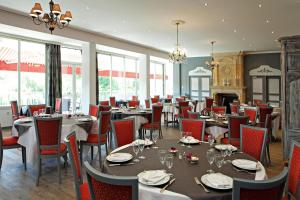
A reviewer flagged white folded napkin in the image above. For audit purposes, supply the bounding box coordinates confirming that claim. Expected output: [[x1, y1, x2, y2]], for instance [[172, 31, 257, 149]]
[[206, 173, 232, 188], [107, 153, 132, 162], [234, 159, 258, 170], [141, 170, 168, 184], [182, 136, 198, 143], [206, 119, 215, 122], [216, 144, 236, 151]]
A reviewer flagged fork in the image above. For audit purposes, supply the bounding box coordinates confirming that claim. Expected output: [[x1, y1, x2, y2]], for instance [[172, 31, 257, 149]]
[[194, 177, 210, 193]]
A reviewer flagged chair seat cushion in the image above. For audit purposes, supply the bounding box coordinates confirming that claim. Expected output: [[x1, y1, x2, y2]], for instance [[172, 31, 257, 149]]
[[141, 123, 160, 129], [86, 134, 107, 144], [221, 138, 240, 147], [3, 136, 19, 146], [40, 143, 67, 155], [80, 182, 90, 200]]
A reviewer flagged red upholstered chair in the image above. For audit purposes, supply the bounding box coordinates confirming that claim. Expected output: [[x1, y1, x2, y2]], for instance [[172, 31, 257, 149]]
[[132, 96, 138, 101], [10, 100, 27, 121], [173, 101, 189, 124], [240, 125, 267, 162], [55, 98, 62, 113], [84, 161, 138, 200], [175, 97, 184, 102], [167, 95, 173, 99], [187, 111, 200, 119], [145, 99, 150, 109], [99, 101, 109, 106], [151, 98, 159, 104], [253, 99, 263, 106], [261, 114, 273, 165], [181, 106, 192, 119], [179, 119, 206, 141], [258, 103, 269, 108], [221, 115, 249, 148], [28, 104, 46, 116], [283, 141, 300, 200], [34, 117, 67, 186], [99, 105, 111, 112], [205, 97, 214, 110], [230, 103, 239, 114], [244, 107, 258, 124], [154, 95, 160, 99], [0, 124, 26, 171], [109, 97, 116, 107], [232, 167, 288, 200], [65, 132, 90, 200], [80, 111, 111, 166], [89, 104, 99, 118], [180, 96, 186, 101], [128, 100, 139, 108], [141, 105, 164, 139], [232, 100, 240, 105], [212, 106, 226, 114], [259, 107, 273, 126], [111, 118, 135, 148]]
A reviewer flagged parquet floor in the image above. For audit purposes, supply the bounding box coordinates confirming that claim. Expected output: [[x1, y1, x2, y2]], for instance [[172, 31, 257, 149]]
[[0, 126, 285, 200]]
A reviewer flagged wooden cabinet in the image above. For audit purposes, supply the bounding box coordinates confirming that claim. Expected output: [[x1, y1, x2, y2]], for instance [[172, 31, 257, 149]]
[[279, 36, 300, 159]]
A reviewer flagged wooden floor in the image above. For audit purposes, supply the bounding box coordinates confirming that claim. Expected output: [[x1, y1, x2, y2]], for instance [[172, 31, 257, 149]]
[[0, 125, 284, 200]]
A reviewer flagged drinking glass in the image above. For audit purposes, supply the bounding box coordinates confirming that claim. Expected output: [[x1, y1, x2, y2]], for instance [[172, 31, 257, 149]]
[[145, 134, 151, 149], [33, 111, 39, 117], [152, 132, 159, 149], [227, 148, 233, 157], [165, 154, 174, 172], [138, 140, 145, 159], [208, 135, 214, 147], [158, 150, 167, 166], [180, 131, 186, 147], [186, 132, 192, 148], [132, 141, 140, 162], [206, 149, 215, 173], [215, 154, 224, 169]]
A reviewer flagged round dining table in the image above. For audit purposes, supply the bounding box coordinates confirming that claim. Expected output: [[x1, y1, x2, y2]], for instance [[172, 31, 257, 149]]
[[103, 139, 266, 200]]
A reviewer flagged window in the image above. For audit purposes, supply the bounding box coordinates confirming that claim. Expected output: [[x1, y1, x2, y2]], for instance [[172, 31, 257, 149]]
[[97, 53, 139, 101], [150, 62, 164, 97], [165, 63, 173, 96], [61, 47, 82, 112]]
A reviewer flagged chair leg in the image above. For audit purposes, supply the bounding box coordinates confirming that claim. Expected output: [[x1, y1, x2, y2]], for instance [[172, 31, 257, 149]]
[[150, 130, 153, 140], [98, 145, 102, 168], [63, 154, 68, 168], [80, 143, 83, 165], [36, 158, 41, 186], [91, 146, 94, 160], [22, 147, 27, 171], [266, 144, 271, 165], [159, 128, 163, 139], [57, 156, 61, 184], [0, 149, 3, 170]]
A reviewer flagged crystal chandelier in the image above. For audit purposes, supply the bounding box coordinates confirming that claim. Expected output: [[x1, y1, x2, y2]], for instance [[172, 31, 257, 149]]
[[205, 41, 219, 69], [169, 20, 187, 64], [29, 0, 72, 34]]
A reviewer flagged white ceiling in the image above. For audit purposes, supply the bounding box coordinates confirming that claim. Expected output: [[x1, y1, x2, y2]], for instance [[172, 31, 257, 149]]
[[0, 0, 300, 56]]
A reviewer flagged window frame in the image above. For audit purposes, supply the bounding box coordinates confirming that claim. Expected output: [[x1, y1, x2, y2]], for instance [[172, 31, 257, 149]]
[[150, 60, 165, 97]]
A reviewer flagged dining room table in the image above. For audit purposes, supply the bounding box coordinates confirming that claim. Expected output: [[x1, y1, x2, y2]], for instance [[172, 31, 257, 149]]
[[103, 139, 266, 200]]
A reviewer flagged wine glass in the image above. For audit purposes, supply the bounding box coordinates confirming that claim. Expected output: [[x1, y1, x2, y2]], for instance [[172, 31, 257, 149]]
[[180, 131, 186, 147], [215, 154, 224, 169], [152, 132, 159, 149], [132, 140, 140, 162], [145, 133, 151, 149], [208, 135, 214, 147], [206, 149, 215, 173], [165, 154, 174, 172], [227, 147, 233, 157], [138, 140, 145, 159], [186, 132, 192, 148], [158, 150, 166, 166]]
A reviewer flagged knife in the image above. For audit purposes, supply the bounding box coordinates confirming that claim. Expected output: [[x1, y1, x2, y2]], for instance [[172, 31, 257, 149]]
[[160, 178, 176, 193], [108, 162, 135, 167]]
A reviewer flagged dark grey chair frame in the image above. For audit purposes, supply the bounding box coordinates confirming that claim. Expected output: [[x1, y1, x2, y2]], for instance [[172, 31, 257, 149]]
[[10, 100, 20, 120], [65, 132, 84, 200], [34, 117, 67, 186], [232, 167, 288, 200], [179, 118, 206, 141], [240, 124, 267, 162], [229, 103, 240, 114], [141, 105, 163, 139], [187, 111, 200, 119], [0, 123, 26, 171], [226, 115, 249, 144], [84, 161, 139, 200], [28, 104, 47, 116], [111, 118, 135, 149]]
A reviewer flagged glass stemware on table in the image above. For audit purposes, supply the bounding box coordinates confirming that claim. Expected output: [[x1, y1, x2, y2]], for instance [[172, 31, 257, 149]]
[[145, 133, 151, 149], [206, 149, 215, 173], [180, 131, 186, 147], [165, 154, 174, 172], [208, 135, 215, 147], [138, 139, 146, 159], [186, 132, 192, 148], [132, 140, 140, 162], [158, 150, 167, 166], [152, 132, 159, 149], [215, 154, 224, 169]]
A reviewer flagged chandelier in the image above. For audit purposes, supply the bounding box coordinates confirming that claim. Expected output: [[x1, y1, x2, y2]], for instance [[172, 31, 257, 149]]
[[169, 20, 187, 64], [205, 41, 219, 69], [29, 0, 72, 34]]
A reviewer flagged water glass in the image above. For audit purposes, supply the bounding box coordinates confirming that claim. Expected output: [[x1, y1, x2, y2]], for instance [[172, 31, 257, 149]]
[[152, 132, 159, 149], [158, 150, 167, 165], [186, 132, 192, 148], [165, 154, 174, 172], [208, 135, 214, 146], [215, 154, 224, 169], [206, 149, 215, 173], [145, 134, 151, 149], [132, 141, 140, 162], [138, 140, 145, 159], [180, 131, 186, 146]]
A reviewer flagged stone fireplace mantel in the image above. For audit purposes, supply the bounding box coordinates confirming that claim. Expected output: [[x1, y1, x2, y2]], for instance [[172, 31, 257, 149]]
[[211, 86, 247, 103]]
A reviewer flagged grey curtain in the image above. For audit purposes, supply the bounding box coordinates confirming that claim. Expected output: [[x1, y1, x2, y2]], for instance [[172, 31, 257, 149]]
[[46, 44, 62, 109], [96, 52, 99, 105]]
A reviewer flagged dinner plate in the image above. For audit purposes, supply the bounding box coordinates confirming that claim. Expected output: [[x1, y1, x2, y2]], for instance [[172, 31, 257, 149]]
[[135, 139, 153, 146], [77, 118, 92, 122], [179, 137, 200, 144], [201, 173, 233, 190], [200, 115, 210, 119], [206, 118, 215, 122], [106, 153, 133, 163], [214, 144, 237, 151], [137, 170, 170, 186], [232, 159, 260, 171], [17, 118, 33, 123], [129, 107, 136, 109]]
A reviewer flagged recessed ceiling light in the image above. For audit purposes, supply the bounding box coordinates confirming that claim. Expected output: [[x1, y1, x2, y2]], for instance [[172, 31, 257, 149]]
[[234, 29, 237, 33], [86, 6, 90, 10], [242, 37, 246, 41], [258, 3, 262, 8], [204, 2, 208, 6], [222, 19, 225, 22], [271, 31, 275, 34], [266, 19, 270, 23]]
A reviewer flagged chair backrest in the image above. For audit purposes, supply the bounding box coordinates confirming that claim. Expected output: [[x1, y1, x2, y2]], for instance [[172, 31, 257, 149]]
[[154, 95, 160, 99], [181, 106, 192, 118], [187, 111, 200, 119], [34, 117, 62, 153], [111, 119, 135, 148], [89, 104, 99, 118], [244, 107, 258, 123], [28, 104, 46, 116], [287, 140, 300, 200], [228, 115, 249, 140], [259, 107, 273, 124], [232, 167, 288, 200], [167, 95, 173, 99], [180, 96, 186, 101], [144, 99, 150, 109], [128, 101, 139, 108], [212, 106, 226, 114], [230, 103, 239, 114], [132, 96, 138, 101], [240, 125, 267, 162], [253, 99, 263, 106], [205, 97, 213, 109], [232, 100, 240, 105], [55, 98, 62, 113], [178, 101, 189, 114], [109, 97, 116, 107], [192, 100, 198, 112], [65, 132, 83, 200], [179, 119, 206, 141], [258, 103, 269, 108], [175, 97, 184, 102], [98, 111, 111, 135], [151, 105, 163, 124], [84, 161, 138, 200], [99, 101, 109, 106], [99, 105, 111, 112], [10, 100, 19, 118], [151, 98, 159, 104]]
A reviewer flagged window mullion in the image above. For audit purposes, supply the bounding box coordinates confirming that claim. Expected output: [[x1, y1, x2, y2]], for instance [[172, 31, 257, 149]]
[[17, 40, 21, 105]]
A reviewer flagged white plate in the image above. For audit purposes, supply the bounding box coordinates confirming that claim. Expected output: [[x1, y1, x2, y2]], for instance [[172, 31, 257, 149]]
[[200, 115, 210, 119], [214, 144, 237, 151], [180, 137, 200, 144], [223, 121, 228, 124], [129, 107, 136, 109], [201, 173, 233, 190], [138, 170, 170, 186], [206, 118, 215, 122], [78, 118, 92, 122], [135, 139, 153, 146], [106, 153, 133, 163], [232, 159, 260, 171]]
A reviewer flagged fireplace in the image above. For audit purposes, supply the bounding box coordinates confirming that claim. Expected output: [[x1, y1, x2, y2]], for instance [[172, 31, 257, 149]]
[[215, 93, 238, 113]]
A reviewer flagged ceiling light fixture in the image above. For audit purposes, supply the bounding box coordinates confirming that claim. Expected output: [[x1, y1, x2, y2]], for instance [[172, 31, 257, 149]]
[[29, 1, 72, 34], [169, 20, 187, 64], [205, 41, 219, 70]]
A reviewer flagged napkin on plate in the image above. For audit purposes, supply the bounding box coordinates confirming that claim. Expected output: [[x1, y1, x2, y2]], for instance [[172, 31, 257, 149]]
[[107, 153, 132, 162], [206, 173, 232, 188], [182, 136, 198, 143], [141, 170, 168, 184], [234, 159, 258, 170]]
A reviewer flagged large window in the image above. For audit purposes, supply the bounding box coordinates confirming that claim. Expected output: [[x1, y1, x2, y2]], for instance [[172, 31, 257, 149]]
[[61, 47, 82, 112], [0, 37, 46, 106], [97, 53, 139, 101], [150, 62, 164, 97]]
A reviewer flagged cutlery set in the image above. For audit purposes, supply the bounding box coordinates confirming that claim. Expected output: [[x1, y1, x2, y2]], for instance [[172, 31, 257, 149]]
[[194, 177, 210, 193]]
